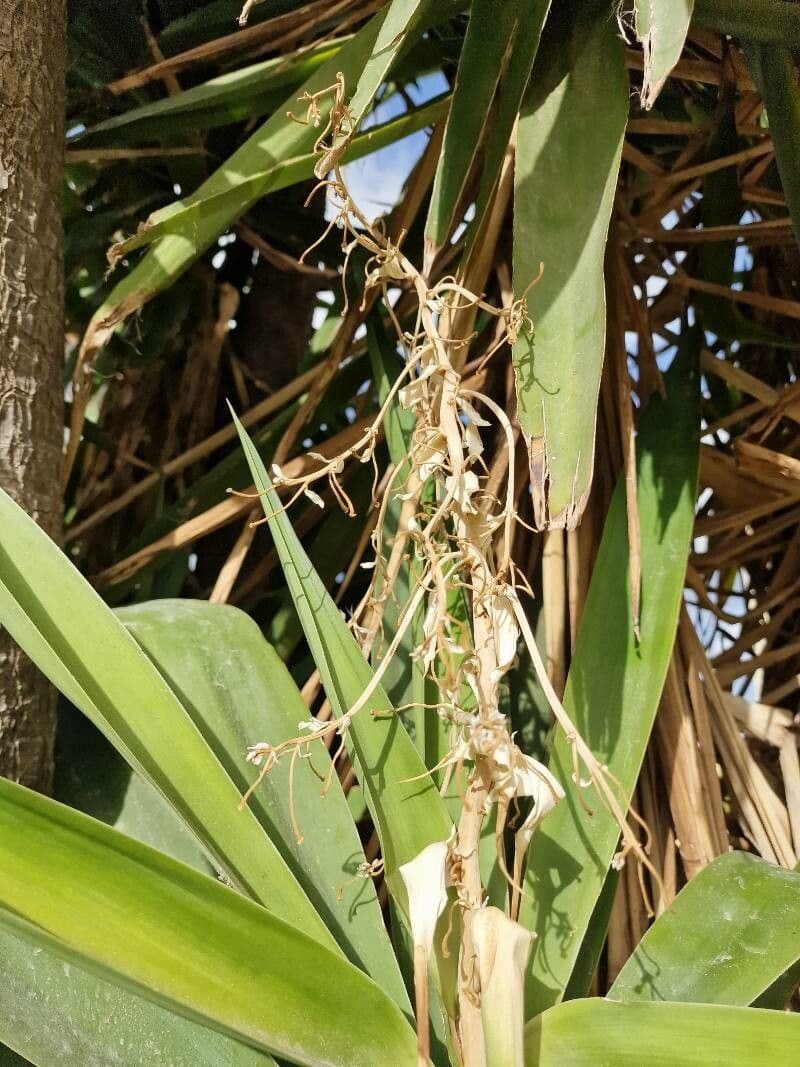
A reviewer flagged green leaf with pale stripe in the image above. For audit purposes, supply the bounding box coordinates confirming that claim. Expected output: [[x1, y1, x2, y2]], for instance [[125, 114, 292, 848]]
[[77, 26, 366, 343], [524, 999, 800, 1066], [107, 96, 449, 262], [519, 329, 700, 1016], [0, 487, 333, 950], [512, 3, 628, 529], [0, 777, 417, 1067], [231, 410, 453, 888], [609, 851, 800, 1006]]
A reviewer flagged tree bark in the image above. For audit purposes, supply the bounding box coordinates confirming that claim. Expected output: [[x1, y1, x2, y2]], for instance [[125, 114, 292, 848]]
[[0, 0, 65, 789]]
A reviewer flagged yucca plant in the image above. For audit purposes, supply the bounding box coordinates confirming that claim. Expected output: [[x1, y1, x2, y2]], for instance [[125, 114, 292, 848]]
[[2, 461, 800, 1066], [3, 0, 800, 1064]]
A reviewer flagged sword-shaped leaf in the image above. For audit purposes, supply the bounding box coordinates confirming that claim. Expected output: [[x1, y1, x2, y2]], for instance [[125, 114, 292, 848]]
[[0, 923, 271, 1067], [0, 488, 334, 950], [634, 0, 694, 109], [77, 38, 345, 145], [231, 411, 453, 895], [117, 599, 408, 1007], [609, 851, 800, 1005], [744, 40, 800, 248], [525, 999, 800, 1066], [426, 0, 550, 251], [694, 0, 800, 46], [518, 329, 700, 1016], [512, 3, 627, 529], [0, 778, 417, 1067]]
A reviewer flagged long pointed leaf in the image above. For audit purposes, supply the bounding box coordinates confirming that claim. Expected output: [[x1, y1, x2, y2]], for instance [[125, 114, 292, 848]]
[[519, 329, 700, 1016], [365, 313, 426, 726], [54, 699, 215, 874], [117, 599, 408, 1008], [524, 999, 800, 1066], [609, 851, 800, 1005], [634, 0, 694, 109], [695, 0, 800, 45], [425, 0, 527, 248], [231, 412, 453, 887], [110, 96, 448, 260], [78, 38, 345, 145], [744, 42, 800, 248], [345, 0, 426, 131], [426, 0, 552, 250], [465, 0, 551, 254], [0, 924, 270, 1067], [0, 778, 417, 1067], [0, 488, 333, 949], [81, 1, 459, 356], [512, 3, 628, 528]]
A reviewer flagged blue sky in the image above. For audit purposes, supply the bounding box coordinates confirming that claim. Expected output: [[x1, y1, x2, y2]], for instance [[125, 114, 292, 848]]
[[334, 70, 449, 220]]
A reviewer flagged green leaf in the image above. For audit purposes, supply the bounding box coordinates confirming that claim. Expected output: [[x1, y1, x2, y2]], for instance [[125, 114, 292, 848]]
[[156, 0, 302, 54], [512, 3, 628, 529], [426, 0, 526, 244], [264, 468, 374, 660], [0, 487, 334, 948], [524, 999, 800, 1066], [0, 777, 417, 1067], [79, 29, 453, 146], [634, 0, 694, 109], [116, 599, 408, 1007], [519, 328, 700, 1016], [77, 38, 345, 145], [744, 41, 800, 248], [694, 0, 800, 46], [562, 868, 619, 1002], [99, 406, 296, 600], [54, 700, 214, 874], [0, 1045, 28, 1065], [367, 312, 416, 472], [426, 0, 547, 249], [465, 0, 551, 255], [231, 411, 453, 889], [0, 924, 269, 1067], [107, 96, 448, 263], [346, 0, 426, 131], [366, 315, 471, 793], [609, 851, 800, 1005], [81, 2, 459, 355], [691, 78, 791, 348]]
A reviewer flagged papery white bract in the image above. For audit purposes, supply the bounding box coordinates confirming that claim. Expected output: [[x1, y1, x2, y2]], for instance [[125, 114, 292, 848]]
[[490, 592, 519, 675], [446, 469, 481, 514], [398, 840, 449, 958]]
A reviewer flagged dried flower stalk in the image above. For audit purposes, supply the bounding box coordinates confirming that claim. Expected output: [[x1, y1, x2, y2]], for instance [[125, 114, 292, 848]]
[[238, 74, 655, 1067]]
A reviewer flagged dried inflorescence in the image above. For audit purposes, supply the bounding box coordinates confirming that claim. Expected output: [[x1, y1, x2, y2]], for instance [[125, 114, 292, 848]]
[[237, 74, 657, 1065]]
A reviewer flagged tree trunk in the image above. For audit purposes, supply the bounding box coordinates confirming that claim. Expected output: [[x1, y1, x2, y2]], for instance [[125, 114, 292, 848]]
[[0, 0, 65, 790]]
